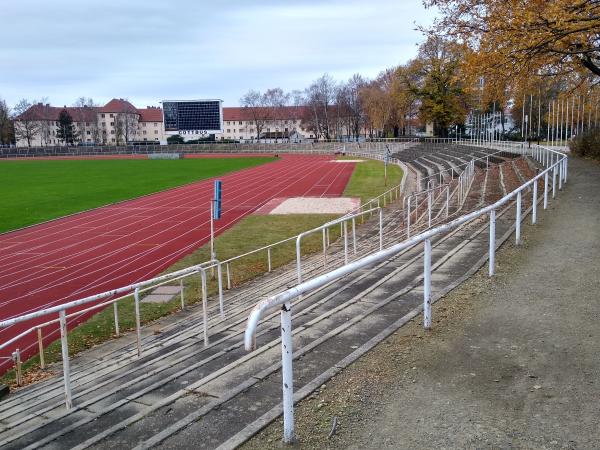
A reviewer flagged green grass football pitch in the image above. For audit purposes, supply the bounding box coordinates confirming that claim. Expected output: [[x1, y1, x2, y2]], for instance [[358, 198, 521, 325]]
[[0, 157, 275, 233]]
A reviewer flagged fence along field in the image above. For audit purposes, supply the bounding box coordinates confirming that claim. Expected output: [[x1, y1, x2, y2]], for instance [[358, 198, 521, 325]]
[[0, 152, 365, 378], [0, 140, 566, 444]]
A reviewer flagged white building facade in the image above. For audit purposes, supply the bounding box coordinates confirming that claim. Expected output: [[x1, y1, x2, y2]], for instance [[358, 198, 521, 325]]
[[14, 99, 165, 147]]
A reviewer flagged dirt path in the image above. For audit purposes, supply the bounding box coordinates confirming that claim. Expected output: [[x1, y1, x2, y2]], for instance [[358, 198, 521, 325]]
[[242, 156, 600, 450]]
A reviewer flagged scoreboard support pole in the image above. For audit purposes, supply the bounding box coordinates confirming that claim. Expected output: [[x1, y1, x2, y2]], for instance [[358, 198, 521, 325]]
[[210, 201, 215, 278], [210, 180, 222, 279]]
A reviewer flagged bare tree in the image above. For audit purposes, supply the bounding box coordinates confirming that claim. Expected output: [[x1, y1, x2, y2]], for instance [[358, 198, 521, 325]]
[[123, 113, 138, 143], [303, 74, 337, 140], [263, 88, 289, 142], [13, 99, 40, 147], [240, 90, 271, 141], [0, 98, 15, 145], [72, 97, 98, 144], [114, 113, 125, 145]]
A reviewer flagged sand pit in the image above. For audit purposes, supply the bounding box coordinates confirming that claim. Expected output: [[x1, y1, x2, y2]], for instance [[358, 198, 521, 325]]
[[256, 197, 361, 215]]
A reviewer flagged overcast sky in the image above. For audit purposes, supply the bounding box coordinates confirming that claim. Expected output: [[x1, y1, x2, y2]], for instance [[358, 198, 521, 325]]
[[1, 0, 436, 109]]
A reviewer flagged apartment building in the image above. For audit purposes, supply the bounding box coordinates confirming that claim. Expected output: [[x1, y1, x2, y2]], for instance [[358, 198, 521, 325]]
[[14, 99, 165, 147], [220, 106, 314, 142]]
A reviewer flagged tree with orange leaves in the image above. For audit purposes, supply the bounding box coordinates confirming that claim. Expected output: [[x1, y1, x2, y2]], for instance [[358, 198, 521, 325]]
[[425, 0, 600, 80]]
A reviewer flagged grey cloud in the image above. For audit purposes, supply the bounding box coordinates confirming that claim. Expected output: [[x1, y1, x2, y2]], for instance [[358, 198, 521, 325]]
[[0, 0, 436, 107]]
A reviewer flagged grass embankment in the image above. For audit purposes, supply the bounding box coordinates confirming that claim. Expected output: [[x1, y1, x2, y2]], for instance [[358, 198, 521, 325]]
[[2, 158, 403, 386], [342, 157, 402, 204], [0, 157, 274, 233]]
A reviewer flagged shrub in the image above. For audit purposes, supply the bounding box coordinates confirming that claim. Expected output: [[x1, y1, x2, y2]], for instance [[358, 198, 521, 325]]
[[569, 129, 600, 159]]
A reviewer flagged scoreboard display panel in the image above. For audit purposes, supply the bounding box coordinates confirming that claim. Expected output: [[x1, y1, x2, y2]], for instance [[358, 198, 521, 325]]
[[162, 99, 223, 136]]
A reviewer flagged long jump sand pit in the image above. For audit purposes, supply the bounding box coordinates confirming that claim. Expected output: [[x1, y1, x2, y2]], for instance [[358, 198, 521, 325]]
[[256, 197, 361, 215]]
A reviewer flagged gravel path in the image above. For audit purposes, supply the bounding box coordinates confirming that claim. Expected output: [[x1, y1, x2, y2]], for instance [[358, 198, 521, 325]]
[[241, 156, 600, 450]]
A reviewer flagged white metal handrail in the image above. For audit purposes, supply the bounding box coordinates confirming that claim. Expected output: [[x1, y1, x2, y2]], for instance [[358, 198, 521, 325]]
[[0, 259, 221, 406], [295, 207, 383, 286], [0, 140, 533, 410], [244, 144, 567, 443]]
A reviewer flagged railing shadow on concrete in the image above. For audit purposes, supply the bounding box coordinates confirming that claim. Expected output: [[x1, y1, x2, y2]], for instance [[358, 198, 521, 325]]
[[0, 139, 528, 412], [243, 144, 567, 443]]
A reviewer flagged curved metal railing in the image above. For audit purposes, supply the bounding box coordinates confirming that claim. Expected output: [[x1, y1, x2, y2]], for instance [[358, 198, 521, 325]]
[[243, 144, 567, 443]]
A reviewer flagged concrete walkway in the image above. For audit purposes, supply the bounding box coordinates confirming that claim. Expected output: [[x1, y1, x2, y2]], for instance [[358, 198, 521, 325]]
[[242, 157, 600, 449]]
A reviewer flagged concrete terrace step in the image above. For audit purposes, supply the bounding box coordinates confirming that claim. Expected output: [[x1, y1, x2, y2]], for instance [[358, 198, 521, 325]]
[[0, 152, 539, 449]]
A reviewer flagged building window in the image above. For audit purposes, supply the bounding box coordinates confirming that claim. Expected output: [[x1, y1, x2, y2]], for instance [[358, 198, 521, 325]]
[[111, 130, 115, 134], [154, 130, 158, 134], [111, 138, 115, 142], [109, 113, 114, 118], [87, 130, 91, 135], [154, 123, 157, 127], [143, 138, 147, 141], [142, 122, 146, 127], [239, 121, 242, 125], [101, 114, 105, 118], [227, 129, 230, 133], [110, 122, 114, 126], [86, 122, 90, 126], [143, 130, 147, 135]]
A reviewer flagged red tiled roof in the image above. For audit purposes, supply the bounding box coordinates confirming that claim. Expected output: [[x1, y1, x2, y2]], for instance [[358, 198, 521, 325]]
[[223, 106, 308, 121], [138, 107, 163, 122], [15, 104, 98, 122], [99, 98, 138, 114]]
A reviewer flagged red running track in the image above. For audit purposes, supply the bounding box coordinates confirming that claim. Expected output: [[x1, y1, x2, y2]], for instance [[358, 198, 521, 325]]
[[0, 154, 355, 373]]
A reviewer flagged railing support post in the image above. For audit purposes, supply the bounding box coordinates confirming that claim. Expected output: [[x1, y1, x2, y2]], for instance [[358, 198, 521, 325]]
[[559, 160, 563, 191], [201, 269, 209, 346], [489, 209, 496, 277], [322, 228, 327, 266], [543, 172, 549, 210], [552, 166, 557, 199], [59, 310, 72, 410], [267, 248, 272, 272], [113, 301, 120, 336], [352, 217, 357, 255], [134, 287, 142, 357], [407, 197, 411, 238], [532, 181, 538, 225], [12, 349, 22, 386], [179, 279, 185, 310], [217, 263, 224, 318], [37, 328, 45, 369], [379, 209, 383, 250], [516, 191, 522, 245], [226, 263, 231, 290], [343, 220, 349, 264], [427, 191, 432, 228], [423, 239, 432, 329], [281, 302, 295, 444]]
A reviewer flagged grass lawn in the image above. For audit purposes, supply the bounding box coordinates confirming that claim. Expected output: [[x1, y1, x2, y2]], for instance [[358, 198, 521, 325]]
[[342, 157, 403, 203], [2, 157, 403, 386], [0, 157, 275, 233]]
